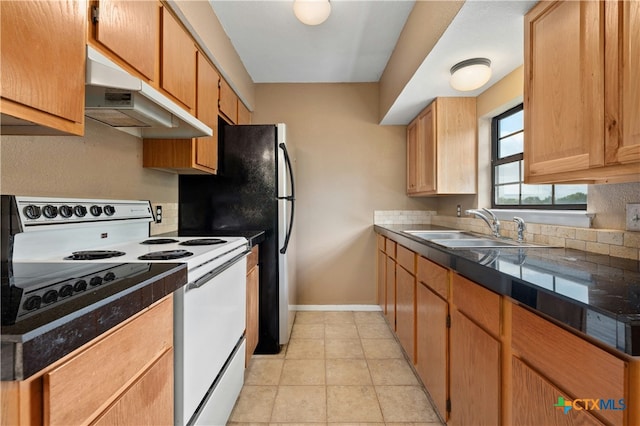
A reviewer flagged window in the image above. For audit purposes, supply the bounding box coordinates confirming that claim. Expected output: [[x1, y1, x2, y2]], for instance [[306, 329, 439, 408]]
[[491, 104, 587, 209]]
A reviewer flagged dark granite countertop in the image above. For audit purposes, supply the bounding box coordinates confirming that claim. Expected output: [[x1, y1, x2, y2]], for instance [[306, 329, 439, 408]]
[[1, 262, 187, 381], [375, 224, 640, 357]]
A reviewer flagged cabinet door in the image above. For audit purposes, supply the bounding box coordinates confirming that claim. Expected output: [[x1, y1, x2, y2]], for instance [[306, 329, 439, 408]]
[[196, 53, 219, 172], [512, 357, 603, 426], [246, 265, 259, 363], [377, 249, 386, 312], [92, 349, 174, 426], [416, 282, 448, 419], [1, 0, 85, 135], [605, 0, 640, 165], [396, 266, 415, 362], [161, 6, 196, 109], [93, 0, 158, 81], [416, 104, 437, 193], [449, 309, 500, 425], [238, 101, 252, 124], [219, 78, 238, 124], [385, 256, 396, 330], [407, 119, 418, 194], [524, 1, 605, 181]]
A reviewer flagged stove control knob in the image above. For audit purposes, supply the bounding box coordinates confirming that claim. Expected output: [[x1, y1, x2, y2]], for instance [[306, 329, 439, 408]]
[[90, 205, 103, 217], [23, 295, 42, 311], [59, 284, 74, 298], [104, 272, 116, 282], [23, 205, 41, 220], [104, 205, 116, 216], [90, 276, 103, 286], [43, 205, 58, 219], [73, 280, 87, 292], [59, 205, 73, 218], [43, 289, 59, 304], [74, 205, 87, 217]]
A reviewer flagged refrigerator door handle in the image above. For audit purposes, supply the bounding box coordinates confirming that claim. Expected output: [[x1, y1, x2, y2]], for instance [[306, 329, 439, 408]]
[[279, 142, 295, 254]]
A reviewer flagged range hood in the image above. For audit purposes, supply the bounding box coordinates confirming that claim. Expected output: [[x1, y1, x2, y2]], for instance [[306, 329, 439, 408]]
[[85, 46, 212, 139]]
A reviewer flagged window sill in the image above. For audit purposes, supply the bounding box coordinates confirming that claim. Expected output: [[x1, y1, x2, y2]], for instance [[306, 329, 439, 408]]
[[491, 209, 594, 228]]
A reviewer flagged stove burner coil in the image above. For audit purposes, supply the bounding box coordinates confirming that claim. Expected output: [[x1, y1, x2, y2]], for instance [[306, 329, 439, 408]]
[[140, 238, 179, 245], [137, 250, 193, 260], [179, 238, 227, 246], [64, 250, 126, 260]]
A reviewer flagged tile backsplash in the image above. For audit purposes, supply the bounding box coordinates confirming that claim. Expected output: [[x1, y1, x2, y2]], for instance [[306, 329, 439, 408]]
[[149, 203, 178, 236], [374, 210, 640, 261]]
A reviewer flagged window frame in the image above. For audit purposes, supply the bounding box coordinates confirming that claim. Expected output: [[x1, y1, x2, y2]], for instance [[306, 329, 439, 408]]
[[491, 104, 586, 210]]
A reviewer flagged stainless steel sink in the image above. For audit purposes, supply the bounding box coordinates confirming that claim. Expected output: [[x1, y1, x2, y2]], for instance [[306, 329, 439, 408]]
[[403, 230, 549, 249], [404, 230, 478, 240], [429, 238, 548, 249]]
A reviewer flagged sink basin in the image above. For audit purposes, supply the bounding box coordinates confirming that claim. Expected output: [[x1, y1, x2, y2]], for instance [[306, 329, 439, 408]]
[[429, 238, 548, 249], [404, 230, 478, 240]]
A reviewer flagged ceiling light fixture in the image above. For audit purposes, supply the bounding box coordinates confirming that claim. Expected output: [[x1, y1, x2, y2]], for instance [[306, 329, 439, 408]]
[[293, 0, 331, 26], [450, 58, 492, 92]]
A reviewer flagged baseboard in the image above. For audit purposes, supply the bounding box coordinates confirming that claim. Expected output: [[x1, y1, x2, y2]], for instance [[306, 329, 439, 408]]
[[291, 304, 382, 312]]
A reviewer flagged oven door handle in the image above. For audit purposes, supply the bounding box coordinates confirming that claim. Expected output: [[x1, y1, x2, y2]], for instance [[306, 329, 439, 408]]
[[187, 249, 251, 291]]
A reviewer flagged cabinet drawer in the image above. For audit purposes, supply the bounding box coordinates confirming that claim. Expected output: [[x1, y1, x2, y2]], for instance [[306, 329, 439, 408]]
[[385, 239, 396, 258], [396, 245, 415, 273], [44, 297, 173, 426], [247, 245, 259, 272], [512, 303, 625, 426], [417, 256, 448, 299], [452, 273, 500, 336], [377, 234, 385, 251]]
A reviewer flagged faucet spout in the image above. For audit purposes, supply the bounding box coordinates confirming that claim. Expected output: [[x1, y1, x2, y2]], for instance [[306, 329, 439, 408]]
[[514, 216, 526, 242], [465, 208, 501, 238]]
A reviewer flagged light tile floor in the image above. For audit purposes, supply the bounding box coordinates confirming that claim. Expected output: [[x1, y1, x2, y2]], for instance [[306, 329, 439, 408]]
[[228, 311, 445, 425]]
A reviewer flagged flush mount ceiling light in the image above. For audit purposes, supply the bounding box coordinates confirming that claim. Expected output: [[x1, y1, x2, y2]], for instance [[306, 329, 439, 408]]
[[450, 58, 492, 92], [293, 0, 331, 26]]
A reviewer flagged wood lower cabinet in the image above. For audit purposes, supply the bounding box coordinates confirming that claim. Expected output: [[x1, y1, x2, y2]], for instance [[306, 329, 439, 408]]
[[161, 6, 196, 110], [406, 97, 477, 195], [1, 296, 173, 425], [246, 246, 260, 365], [90, 0, 158, 82], [512, 356, 603, 426], [385, 252, 396, 330], [92, 349, 173, 426], [396, 263, 416, 362], [1, 0, 85, 136], [524, 0, 640, 184], [511, 303, 627, 426], [415, 256, 449, 419], [377, 235, 386, 312], [449, 308, 501, 426]]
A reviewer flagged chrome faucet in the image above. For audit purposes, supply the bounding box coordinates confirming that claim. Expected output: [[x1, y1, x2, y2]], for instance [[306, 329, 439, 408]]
[[465, 208, 501, 238], [514, 216, 526, 243]]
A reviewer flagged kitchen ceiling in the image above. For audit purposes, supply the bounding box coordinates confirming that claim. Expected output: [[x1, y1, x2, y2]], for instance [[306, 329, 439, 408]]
[[210, 0, 538, 124]]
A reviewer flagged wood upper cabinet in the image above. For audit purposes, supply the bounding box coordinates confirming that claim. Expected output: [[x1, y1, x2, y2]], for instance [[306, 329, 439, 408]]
[[161, 6, 196, 110], [238, 101, 252, 125], [407, 97, 477, 196], [90, 0, 158, 82], [219, 78, 238, 124], [1, 0, 86, 136], [143, 52, 219, 174], [524, 0, 640, 184]]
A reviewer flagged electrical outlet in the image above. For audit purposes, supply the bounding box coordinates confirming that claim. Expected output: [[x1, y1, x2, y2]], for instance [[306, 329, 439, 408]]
[[155, 205, 162, 224], [626, 203, 640, 231]]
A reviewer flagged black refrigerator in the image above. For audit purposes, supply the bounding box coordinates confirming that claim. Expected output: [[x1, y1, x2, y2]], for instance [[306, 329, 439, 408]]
[[179, 123, 295, 354]]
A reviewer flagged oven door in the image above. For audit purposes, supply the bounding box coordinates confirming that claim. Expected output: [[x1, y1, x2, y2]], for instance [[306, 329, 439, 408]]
[[174, 248, 248, 425]]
